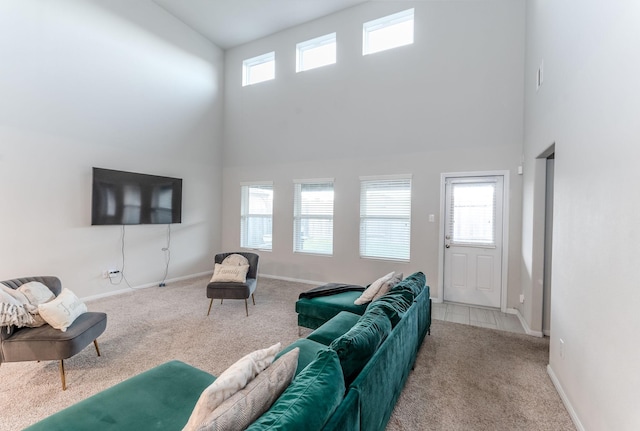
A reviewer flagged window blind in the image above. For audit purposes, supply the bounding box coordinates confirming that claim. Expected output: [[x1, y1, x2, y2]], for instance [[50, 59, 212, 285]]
[[293, 181, 334, 255], [359, 176, 412, 261], [240, 183, 273, 250]]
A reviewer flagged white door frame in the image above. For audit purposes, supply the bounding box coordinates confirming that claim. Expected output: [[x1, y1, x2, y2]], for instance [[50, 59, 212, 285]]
[[437, 170, 510, 312]]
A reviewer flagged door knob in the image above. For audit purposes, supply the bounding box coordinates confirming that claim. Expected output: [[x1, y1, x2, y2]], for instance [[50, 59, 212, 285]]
[[445, 244, 450, 248]]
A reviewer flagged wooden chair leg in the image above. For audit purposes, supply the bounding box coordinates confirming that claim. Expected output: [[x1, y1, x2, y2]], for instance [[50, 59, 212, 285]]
[[251, 294, 255, 305], [220, 299, 224, 304], [94, 339, 101, 357], [244, 299, 249, 317], [60, 360, 66, 391], [207, 298, 214, 316]]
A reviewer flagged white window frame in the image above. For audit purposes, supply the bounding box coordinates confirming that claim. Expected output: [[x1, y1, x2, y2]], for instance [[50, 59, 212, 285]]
[[296, 33, 337, 73], [293, 179, 334, 255], [363, 8, 414, 56], [240, 182, 273, 250], [242, 52, 275, 86], [359, 174, 412, 262]]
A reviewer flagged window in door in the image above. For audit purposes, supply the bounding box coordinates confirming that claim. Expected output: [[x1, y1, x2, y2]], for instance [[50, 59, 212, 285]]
[[447, 180, 497, 247]]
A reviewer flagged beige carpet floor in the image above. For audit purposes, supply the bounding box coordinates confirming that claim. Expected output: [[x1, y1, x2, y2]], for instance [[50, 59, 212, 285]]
[[0, 275, 574, 431]]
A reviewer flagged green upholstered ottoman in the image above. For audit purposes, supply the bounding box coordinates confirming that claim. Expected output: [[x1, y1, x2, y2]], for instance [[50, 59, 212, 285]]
[[24, 360, 215, 431], [296, 291, 368, 330]]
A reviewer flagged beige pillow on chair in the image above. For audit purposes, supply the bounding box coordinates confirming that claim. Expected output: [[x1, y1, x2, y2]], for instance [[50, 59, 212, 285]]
[[221, 254, 249, 267], [210, 263, 250, 283], [37, 288, 87, 332], [18, 281, 55, 305]]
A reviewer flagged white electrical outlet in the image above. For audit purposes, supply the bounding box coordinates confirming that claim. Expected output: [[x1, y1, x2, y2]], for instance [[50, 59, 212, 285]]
[[519, 294, 525, 304], [559, 338, 565, 359], [104, 269, 120, 279]]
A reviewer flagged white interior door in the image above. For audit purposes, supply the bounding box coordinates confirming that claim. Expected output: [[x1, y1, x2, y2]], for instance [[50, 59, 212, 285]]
[[443, 176, 504, 308]]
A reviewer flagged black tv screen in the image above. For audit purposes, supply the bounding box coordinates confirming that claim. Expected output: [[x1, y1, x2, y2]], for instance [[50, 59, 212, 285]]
[[92, 168, 182, 225]]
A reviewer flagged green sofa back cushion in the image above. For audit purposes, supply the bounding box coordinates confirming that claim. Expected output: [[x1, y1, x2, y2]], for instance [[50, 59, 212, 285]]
[[390, 271, 426, 298], [246, 349, 345, 430], [329, 306, 392, 382], [371, 288, 413, 318], [275, 338, 328, 377]]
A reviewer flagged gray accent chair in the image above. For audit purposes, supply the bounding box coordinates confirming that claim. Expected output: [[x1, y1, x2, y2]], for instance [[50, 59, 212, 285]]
[[0, 276, 107, 390], [206, 252, 259, 317]]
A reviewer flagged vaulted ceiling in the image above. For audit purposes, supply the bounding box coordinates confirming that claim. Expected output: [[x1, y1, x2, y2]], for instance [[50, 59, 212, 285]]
[[153, 0, 369, 50]]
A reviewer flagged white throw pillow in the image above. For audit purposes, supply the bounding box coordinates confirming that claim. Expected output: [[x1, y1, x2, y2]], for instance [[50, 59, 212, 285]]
[[372, 272, 404, 301], [37, 288, 87, 332], [196, 348, 299, 431], [354, 272, 395, 305], [221, 253, 249, 267], [210, 263, 250, 283], [183, 342, 282, 431], [18, 282, 55, 305]]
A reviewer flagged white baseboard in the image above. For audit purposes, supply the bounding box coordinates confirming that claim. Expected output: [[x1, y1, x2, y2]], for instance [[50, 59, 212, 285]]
[[547, 365, 585, 431], [506, 308, 544, 338], [83, 271, 213, 303], [259, 273, 323, 286]]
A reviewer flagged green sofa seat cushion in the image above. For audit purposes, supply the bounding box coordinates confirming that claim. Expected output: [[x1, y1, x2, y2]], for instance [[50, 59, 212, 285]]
[[295, 291, 368, 329], [329, 306, 392, 383], [275, 337, 329, 377], [24, 360, 215, 431], [247, 349, 345, 431], [307, 311, 361, 346]]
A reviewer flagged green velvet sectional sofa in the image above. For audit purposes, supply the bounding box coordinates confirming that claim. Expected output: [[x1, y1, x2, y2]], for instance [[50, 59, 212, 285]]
[[24, 272, 430, 431]]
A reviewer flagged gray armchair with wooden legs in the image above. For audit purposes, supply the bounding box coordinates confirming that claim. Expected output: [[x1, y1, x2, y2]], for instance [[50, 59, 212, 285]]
[[206, 252, 259, 317], [0, 276, 107, 390]]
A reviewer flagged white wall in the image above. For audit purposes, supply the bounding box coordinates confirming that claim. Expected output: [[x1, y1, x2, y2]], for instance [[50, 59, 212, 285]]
[[0, 0, 224, 298], [523, 0, 640, 429], [222, 0, 525, 305]]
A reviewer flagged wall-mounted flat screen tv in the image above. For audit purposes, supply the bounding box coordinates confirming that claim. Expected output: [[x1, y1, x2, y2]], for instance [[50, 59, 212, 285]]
[[92, 167, 182, 225]]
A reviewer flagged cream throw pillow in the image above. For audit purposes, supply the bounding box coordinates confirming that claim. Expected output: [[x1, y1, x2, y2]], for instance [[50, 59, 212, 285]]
[[354, 271, 395, 305], [18, 281, 55, 305], [210, 263, 250, 283], [183, 342, 282, 431], [194, 348, 299, 431], [221, 254, 249, 267], [38, 288, 87, 332], [372, 272, 404, 301]]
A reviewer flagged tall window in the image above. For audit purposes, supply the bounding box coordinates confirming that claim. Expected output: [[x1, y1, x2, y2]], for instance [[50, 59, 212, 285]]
[[296, 33, 337, 73], [360, 175, 412, 261], [242, 52, 275, 86], [240, 183, 273, 250], [293, 180, 334, 255], [363, 8, 414, 56]]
